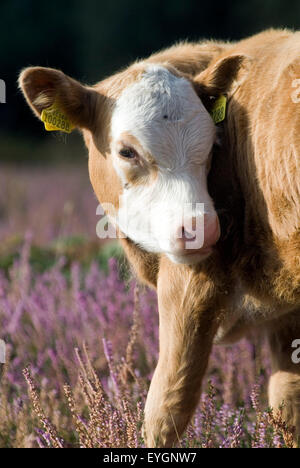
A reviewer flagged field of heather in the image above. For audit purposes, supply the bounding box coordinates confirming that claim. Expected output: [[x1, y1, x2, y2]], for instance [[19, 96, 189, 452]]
[[0, 164, 294, 448]]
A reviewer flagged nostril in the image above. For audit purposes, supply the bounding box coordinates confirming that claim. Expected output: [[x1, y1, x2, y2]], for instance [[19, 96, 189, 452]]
[[181, 216, 198, 241], [181, 227, 196, 241]]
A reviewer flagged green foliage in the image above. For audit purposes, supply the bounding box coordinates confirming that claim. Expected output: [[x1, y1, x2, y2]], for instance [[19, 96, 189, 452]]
[[0, 235, 125, 275]]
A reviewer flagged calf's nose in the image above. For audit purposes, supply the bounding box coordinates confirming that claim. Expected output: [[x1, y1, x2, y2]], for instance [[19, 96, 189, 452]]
[[175, 213, 220, 252]]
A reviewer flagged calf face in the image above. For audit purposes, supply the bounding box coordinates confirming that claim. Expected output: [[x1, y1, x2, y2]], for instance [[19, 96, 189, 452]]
[[19, 54, 248, 265], [110, 64, 219, 264]]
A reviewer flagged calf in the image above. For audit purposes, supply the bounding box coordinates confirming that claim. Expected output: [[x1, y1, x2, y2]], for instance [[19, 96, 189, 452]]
[[19, 29, 300, 447]]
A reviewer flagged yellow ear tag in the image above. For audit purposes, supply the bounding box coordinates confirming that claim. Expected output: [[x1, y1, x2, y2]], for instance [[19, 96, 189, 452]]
[[41, 102, 74, 133], [210, 95, 227, 124]]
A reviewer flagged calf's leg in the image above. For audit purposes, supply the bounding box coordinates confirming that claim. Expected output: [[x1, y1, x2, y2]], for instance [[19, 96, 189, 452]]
[[267, 315, 300, 447], [143, 257, 222, 447]]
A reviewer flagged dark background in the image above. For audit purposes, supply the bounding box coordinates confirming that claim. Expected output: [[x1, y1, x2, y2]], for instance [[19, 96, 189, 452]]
[[1, 0, 300, 163]]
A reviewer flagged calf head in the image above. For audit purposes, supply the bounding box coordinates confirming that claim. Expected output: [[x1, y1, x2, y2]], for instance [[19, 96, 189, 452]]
[[19, 53, 249, 264]]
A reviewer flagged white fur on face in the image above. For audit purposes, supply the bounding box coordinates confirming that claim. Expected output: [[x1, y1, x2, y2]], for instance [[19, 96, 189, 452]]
[[110, 65, 217, 263]]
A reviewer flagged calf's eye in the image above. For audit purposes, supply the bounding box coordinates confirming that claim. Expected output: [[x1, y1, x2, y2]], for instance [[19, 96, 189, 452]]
[[119, 148, 136, 159]]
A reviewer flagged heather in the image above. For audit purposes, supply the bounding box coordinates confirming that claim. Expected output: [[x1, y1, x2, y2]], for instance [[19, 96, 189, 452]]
[[0, 165, 294, 448]]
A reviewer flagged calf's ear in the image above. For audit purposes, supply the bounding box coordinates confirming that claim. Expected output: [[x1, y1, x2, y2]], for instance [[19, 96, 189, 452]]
[[19, 67, 99, 131], [193, 54, 252, 98]]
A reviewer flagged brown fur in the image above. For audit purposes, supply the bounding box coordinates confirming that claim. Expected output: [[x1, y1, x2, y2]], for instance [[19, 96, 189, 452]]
[[19, 30, 300, 447]]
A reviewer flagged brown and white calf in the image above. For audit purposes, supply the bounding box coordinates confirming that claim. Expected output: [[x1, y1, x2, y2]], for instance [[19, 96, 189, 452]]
[[19, 29, 300, 447]]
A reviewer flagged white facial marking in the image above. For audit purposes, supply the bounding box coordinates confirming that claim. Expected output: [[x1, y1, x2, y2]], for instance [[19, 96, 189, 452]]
[[110, 65, 218, 264]]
